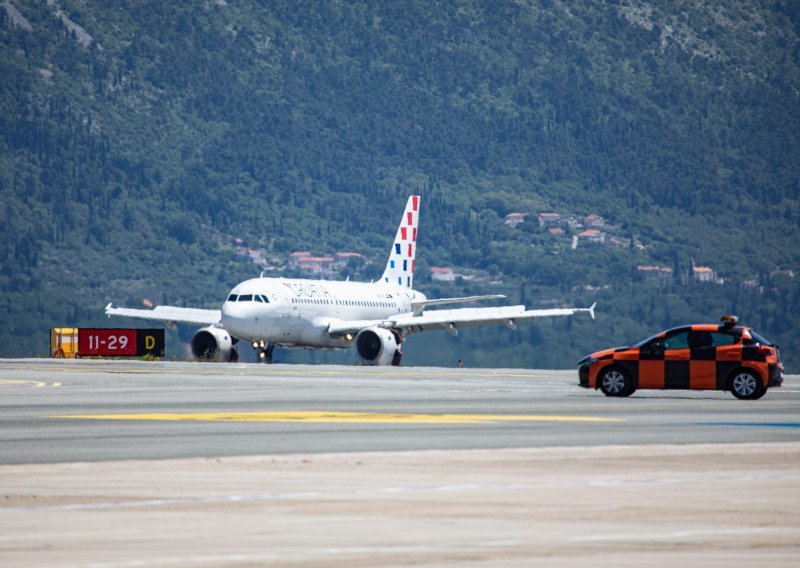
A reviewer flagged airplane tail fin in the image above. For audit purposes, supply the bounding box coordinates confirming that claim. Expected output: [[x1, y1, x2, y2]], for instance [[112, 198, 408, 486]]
[[381, 195, 420, 288]]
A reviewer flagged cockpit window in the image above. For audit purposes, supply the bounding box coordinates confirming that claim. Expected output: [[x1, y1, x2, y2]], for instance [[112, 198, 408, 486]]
[[227, 294, 238, 302], [238, 294, 253, 302], [258, 294, 270, 303]]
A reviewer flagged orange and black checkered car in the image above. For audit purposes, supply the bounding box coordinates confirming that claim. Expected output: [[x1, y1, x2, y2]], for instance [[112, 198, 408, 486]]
[[579, 324, 781, 392]]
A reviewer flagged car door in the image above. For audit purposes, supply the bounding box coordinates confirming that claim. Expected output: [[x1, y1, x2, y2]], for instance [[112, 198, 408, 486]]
[[709, 331, 741, 389], [637, 337, 666, 389], [637, 328, 690, 389], [688, 329, 716, 390], [662, 330, 691, 389]]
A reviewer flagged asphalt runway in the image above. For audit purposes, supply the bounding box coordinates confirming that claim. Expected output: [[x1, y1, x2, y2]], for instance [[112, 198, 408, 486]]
[[1, 359, 799, 567], [1, 359, 799, 464]]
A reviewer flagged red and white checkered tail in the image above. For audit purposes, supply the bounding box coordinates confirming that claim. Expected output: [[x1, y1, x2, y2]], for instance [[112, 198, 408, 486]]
[[381, 195, 419, 288]]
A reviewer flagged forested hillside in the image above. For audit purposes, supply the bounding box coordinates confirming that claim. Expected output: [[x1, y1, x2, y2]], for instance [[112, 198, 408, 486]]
[[1, 1, 799, 369]]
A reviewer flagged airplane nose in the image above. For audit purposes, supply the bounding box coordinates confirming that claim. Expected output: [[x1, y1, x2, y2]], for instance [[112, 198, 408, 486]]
[[222, 300, 276, 341], [221, 302, 252, 338]]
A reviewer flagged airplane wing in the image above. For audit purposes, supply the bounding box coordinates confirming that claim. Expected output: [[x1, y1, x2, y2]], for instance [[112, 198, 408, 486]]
[[327, 303, 596, 337], [410, 294, 506, 316], [105, 303, 221, 327]]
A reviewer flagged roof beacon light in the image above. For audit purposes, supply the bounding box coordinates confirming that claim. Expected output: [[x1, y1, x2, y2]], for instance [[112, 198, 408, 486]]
[[720, 315, 739, 327]]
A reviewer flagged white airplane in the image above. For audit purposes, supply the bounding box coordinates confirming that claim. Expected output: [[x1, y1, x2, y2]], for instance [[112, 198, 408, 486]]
[[106, 196, 595, 365]]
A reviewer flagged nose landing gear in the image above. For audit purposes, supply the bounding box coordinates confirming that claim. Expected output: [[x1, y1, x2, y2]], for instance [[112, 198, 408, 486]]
[[253, 341, 275, 363]]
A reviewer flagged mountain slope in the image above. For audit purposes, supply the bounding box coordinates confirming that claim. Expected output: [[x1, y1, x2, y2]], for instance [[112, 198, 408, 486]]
[[1, 0, 798, 368]]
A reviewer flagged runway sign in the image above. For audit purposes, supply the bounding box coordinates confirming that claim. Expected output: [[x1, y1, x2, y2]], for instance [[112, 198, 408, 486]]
[[75, 328, 165, 358]]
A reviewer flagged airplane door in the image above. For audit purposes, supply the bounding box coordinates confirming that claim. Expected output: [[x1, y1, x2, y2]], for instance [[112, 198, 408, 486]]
[[275, 293, 293, 319]]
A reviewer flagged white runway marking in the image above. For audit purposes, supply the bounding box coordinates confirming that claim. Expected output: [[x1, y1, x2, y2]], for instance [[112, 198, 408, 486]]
[[569, 527, 799, 543], [4, 472, 800, 513]]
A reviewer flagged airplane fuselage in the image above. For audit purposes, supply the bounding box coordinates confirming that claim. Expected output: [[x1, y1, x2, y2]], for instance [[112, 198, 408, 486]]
[[221, 277, 427, 348]]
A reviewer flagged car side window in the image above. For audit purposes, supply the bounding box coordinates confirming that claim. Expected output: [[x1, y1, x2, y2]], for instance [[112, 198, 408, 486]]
[[710, 332, 738, 347], [663, 331, 690, 350]]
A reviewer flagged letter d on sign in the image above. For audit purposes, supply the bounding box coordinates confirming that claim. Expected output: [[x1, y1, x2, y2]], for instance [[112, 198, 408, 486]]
[[137, 329, 165, 357]]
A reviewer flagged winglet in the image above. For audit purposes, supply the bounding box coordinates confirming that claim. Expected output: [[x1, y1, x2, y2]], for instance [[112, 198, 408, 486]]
[[588, 302, 597, 320], [105, 302, 113, 317]]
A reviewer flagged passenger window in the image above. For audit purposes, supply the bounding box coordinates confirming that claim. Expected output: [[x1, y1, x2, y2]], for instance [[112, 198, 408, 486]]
[[663, 331, 689, 349], [711, 332, 737, 346], [227, 294, 238, 302]]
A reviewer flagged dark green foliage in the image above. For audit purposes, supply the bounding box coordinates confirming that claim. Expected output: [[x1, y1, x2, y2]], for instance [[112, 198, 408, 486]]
[[1, 1, 798, 369]]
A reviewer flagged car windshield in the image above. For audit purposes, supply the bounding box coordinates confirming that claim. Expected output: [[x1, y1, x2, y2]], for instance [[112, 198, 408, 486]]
[[635, 333, 663, 347], [747, 330, 774, 346], [633, 331, 674, 347]]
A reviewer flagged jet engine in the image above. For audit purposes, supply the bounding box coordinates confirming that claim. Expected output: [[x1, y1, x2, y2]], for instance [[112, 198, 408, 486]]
[[190, 326, 238, 362], [355, 327, 402, 366]]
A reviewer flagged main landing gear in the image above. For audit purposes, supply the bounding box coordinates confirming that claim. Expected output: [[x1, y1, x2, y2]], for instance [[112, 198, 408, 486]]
[[252, 340, 275, 363]]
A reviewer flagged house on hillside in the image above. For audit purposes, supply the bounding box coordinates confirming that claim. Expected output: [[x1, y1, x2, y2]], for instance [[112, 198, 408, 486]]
[[692, 265, 718, 283], [334, 252, 363, 268], [577, 229, 606, 244], [742, 279, 764, 293], [584, 214, 605, 227], [298, 256, 334, 276], [637, 265, 672, 279], [289, 251, 312, 266], [538, 212, 562, 227], [504, 212, 528, 228], [430, 267, 456, 282]]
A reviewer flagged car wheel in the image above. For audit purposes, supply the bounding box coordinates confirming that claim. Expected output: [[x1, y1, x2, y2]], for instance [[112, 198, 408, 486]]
[[599, 367, 633, 397], [729, 370, 767, 400]]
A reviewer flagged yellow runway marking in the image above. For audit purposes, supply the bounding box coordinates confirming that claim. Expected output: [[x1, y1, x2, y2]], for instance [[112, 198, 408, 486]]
[[52, 411, 623, 424]]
